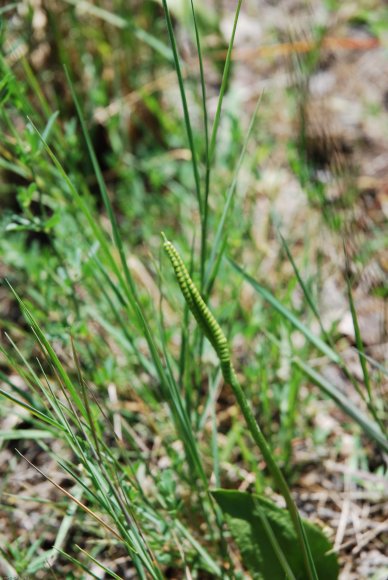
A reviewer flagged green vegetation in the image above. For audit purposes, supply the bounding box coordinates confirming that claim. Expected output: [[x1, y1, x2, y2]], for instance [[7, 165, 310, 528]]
[[0, 1, 386, 578]]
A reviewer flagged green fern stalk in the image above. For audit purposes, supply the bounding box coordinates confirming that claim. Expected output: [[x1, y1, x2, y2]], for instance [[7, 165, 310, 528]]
[[163, 235, 318, 580]]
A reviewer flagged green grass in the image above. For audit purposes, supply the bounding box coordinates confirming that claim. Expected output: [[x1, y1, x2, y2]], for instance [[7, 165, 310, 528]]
[[0, 1, 387, 577]]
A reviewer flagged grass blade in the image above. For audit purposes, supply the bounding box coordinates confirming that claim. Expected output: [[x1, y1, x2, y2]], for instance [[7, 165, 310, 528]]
[[205, 96, 261, 294], [209, 0, 243, 162], [343, 244, 379, 422], [64, 66, 138, 302], [161, 0, 203, 217], [278, 231, 330, 342], [229, 260, 388, 452], [229, 259, 341, 363], [189, 0, 209, 287], [294, 358, 388, 452]]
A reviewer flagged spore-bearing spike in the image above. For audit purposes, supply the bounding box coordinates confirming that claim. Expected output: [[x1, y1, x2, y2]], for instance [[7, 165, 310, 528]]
[[163, 235, 231, 371]]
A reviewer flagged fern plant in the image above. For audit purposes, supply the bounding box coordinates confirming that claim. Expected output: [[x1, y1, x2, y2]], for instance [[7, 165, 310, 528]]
[[163, 234, 318, 580]]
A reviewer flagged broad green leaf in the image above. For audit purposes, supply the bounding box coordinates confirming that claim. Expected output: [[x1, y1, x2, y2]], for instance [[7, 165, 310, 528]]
[[212, 490, 339, 580]]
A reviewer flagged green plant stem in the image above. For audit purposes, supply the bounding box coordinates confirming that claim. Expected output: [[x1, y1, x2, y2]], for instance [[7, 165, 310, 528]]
[[225, 365, 317, 580]]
